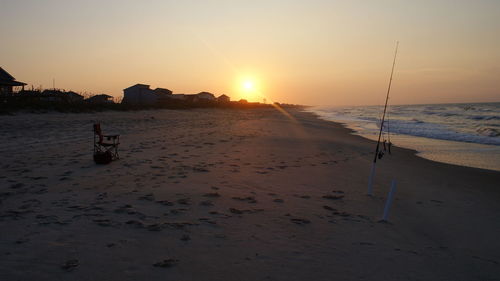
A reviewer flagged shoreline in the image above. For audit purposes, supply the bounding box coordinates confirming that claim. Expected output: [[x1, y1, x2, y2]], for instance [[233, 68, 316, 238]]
[[305, 107, 500, 172], [1, 107, 499, 280]]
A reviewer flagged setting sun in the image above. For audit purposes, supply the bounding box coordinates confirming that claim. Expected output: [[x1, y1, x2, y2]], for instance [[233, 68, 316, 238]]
[[236, 76, 262, 101], [243, 80, 254, 92]]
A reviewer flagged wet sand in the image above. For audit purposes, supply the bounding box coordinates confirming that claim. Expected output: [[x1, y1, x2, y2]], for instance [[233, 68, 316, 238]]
[[0, 108, 499, 281]]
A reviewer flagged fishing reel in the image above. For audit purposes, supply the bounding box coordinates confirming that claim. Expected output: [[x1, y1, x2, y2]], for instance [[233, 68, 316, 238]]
[[378, 140, 393, 159]]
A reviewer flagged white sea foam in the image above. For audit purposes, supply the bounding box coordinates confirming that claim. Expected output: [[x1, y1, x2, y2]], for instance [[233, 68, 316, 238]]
[[306, 102, 500, 171], [309, 103, 500, 146]]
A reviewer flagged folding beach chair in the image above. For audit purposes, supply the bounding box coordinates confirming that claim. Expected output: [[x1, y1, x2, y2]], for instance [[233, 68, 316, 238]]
[[93, 123, 120, 164]]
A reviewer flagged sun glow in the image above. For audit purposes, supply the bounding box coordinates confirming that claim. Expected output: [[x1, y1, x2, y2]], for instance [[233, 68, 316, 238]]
[[243, 80, 254, 91], [236, 76, 261, 101]]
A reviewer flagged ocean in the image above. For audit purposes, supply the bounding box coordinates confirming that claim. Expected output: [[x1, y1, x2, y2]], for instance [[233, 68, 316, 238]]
[[308, 102, 500, 171]]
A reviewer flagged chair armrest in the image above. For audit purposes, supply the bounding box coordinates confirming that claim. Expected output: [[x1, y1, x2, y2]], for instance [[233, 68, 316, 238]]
[[104, 135, 120, 141]]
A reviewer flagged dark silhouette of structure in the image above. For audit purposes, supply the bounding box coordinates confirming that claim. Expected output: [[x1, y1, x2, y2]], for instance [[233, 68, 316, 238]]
[[122, 84, 173, 104], [39, 90, 84, 103], [217, 94, 230, 103], [0, 67, 26, 95], [93, 123, 120, 164], [87, 94, 114, 104]]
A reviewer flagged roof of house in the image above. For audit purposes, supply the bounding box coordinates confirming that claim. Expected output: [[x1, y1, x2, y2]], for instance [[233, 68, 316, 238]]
[[0, 67, 15, 81], [197, 91, 215, 96], [66, 91, 84, 97], [90, 94, 113, 98], [0, 67, 27, 86], [87, 94, 113, 102], [154, 87, 172, 92], [124, 84, 150, 91]]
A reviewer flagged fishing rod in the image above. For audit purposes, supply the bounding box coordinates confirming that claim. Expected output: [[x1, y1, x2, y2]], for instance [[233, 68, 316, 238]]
[[367, 41, 399, 196]]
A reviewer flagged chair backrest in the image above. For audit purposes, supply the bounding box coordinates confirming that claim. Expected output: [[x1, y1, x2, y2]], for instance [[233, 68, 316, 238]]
[[93, 123, 103, 143]]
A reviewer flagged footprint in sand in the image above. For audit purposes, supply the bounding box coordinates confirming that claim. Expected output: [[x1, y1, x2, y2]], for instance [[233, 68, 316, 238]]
[[93, 219, 116, 227], [169, 208, 188, 215], [229, 208, 263, 215], [199, 200, 213, 206], [322, 194, 344, 200], [231, 196, 257, 203], [290, 218, 311, 225], [176, 198, 191, 205], [198, 218, 217, 225], [138, 193, 155, 201], [9, 183, 25, 189], [153, 258, 179, 268], [61, 259, 79, 271], [114, 205, 137, 215], [323, 205, 337, 211], [156, 200, 174, 206], [333, 211, 350, 217], [203, 192, 221, 198]]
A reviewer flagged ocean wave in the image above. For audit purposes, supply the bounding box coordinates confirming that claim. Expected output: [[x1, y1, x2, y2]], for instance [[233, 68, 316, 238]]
[[467, 115, 500, 121], [308, 103, 500, 146], [477, 127, 500, 137], [422, 110, 439, 115], [386, 120, 500, 145], [425, 106, 446, 111], [438, 112, 459, 117]]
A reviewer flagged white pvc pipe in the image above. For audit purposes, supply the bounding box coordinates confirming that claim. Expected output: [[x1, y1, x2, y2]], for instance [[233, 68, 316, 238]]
[[381, 179, 397, 222], [367, 163, 376, 196]]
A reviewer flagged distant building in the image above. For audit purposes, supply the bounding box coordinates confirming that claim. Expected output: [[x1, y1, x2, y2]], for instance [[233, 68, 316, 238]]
[[122, 84, 173, 104], [87, 94, 114, 104], [66, 91, 85, 103], [170, 94, 186, 100], [40, 90, 84, 103], [0, 67, 26, 95], [154, 88, 173, 103], [181, 92, 216, 103], [154, 88, 173, 96], [217, 94, 230, 103], [122, 84, 156, 104], [196, 92, 216, 101]]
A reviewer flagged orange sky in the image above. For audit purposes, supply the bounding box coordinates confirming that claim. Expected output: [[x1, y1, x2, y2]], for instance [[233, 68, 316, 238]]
[[1, 0, 499, 105]]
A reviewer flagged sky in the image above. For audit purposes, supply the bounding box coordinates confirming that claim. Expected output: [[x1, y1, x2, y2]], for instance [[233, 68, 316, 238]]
[[0, 0, 499, 106]]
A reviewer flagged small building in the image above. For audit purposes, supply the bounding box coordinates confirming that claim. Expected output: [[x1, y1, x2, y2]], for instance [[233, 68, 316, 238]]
[[122, 84, 156, 104], [154, 88, 173, 96], [87, 94, 114, 104], [217, 94, 230, 103], [0, 67, 26, 95], [122, 84, 174, 104], [196, 92, 216, 101], [183, 94, 199, 103], [154, 88, 173, 103], [66, 91, 84, 103], [178, 92, 216, 103], [170, 94, 186, 100], [40, 90, 84, 103]]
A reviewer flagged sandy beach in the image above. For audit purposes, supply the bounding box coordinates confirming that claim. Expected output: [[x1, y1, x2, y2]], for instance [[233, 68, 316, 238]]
[[1, 108, 499, 281]]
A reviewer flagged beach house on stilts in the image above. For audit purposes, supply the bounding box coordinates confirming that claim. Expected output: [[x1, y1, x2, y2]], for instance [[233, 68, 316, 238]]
[[0, 67, 26, 95]]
